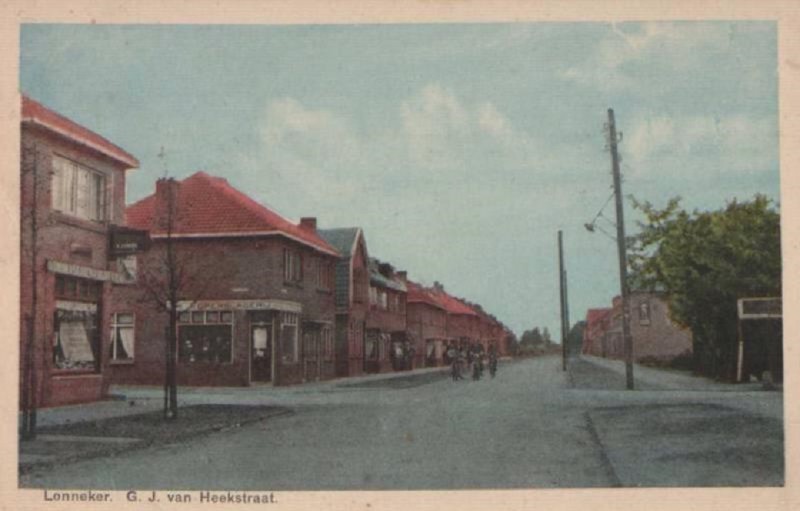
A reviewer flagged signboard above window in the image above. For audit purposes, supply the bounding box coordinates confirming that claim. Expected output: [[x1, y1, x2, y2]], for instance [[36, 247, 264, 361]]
[[109, 225, 151, 258]]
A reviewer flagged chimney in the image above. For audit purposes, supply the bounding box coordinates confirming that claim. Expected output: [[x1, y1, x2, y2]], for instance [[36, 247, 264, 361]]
[[300, 217, 317, 231], [433, 281, 444, 292], [397, 271, 407, 282], [155, 178, 180, 231]]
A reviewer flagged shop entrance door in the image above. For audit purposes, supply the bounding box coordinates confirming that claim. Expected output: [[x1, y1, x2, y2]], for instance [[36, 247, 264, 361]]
[[251, 324, 272, 383]]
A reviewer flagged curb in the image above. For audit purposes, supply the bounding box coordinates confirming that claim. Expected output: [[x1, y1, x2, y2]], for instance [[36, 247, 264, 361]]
[[19, 406, 294, 476]]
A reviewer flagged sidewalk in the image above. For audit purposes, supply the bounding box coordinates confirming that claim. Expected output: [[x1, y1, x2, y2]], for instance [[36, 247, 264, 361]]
[[573, 355, 766, 392], [19, 366, 452, 475], [23, 364, 449, 430]]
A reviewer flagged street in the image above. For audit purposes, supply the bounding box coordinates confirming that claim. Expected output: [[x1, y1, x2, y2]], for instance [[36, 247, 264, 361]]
[[21, 355, 783, 489]]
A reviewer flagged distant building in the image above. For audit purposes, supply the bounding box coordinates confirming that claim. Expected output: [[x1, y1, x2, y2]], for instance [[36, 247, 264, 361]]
[[405, 280, 448, 367], [364, 258, 408, 373], [318, 227, 370, 377], [20, 95, 140, 407], [111, 172, 339, 387], [582, 292, 692, 363], [429, 283, 482, 351], [582, 308, 613, 358]]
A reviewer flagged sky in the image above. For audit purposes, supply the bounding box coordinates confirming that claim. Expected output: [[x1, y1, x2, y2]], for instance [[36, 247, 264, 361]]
[[20, 22, 779, 338]]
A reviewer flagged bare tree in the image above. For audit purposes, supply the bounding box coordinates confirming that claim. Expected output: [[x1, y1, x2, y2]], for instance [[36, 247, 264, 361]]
[[20, 139, 43, 440], [136, 177, 233, 420]]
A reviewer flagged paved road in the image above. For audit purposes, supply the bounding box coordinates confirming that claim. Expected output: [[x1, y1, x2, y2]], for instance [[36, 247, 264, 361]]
[[21, 356, 783, 489]]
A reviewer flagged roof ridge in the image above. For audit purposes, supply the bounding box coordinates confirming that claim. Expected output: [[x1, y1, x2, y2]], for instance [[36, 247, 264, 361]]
[[196, 172, 301, 233], [21, 94, 139, 168]]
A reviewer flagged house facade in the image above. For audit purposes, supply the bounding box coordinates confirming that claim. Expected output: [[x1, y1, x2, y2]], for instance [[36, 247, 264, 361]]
[[110, 172, 339, 387], [429, 284, 482, 351], [405, 280, 448, 367], [20, 95, 140, 407], [364, 259, 408, 373], [318, 227, 370, 377], [581, 292, 692, 363], [582, 308, 612, 357]]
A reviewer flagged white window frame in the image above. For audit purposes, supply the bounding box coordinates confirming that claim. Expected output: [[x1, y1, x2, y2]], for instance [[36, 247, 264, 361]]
[[51, 155, 107, 222], [110, 312, 135, 363]]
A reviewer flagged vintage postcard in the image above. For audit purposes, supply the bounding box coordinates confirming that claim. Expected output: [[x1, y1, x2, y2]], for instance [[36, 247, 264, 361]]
[[3, 1, 799, 510]]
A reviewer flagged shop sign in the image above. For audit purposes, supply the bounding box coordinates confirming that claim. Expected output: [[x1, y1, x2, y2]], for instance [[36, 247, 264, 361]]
[[109, 226, 150, 258], [176, 299, 302, 314]]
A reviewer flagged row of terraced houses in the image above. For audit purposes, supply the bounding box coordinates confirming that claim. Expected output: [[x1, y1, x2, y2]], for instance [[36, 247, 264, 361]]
[[19, 96, 513, 408]]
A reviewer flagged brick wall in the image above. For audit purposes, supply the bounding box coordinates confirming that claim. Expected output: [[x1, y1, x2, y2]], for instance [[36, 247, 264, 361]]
[[20, 126, 129, 407], [109, 235, 337, 387]]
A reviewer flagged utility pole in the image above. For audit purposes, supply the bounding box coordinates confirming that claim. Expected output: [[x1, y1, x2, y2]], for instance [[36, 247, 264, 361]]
[[607, 108, 634, 390], [558, 230, 567, 371], [564, 269, 570, 356]]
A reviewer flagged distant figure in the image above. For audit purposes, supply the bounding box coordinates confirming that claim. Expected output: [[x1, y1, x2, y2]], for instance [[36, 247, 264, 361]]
[[448, 344, 463, 381], [488, 343, 498, 378]]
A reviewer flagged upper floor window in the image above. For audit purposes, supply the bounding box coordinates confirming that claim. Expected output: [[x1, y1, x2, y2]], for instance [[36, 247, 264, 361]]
[[52, 155, 107, 222], [283, 249, 303, 284], [638, 302, 651, 326], [316, 258, 332, 291]]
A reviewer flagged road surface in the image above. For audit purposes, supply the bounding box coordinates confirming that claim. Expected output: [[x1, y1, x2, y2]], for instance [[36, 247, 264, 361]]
[[21, 355, 783, 489]]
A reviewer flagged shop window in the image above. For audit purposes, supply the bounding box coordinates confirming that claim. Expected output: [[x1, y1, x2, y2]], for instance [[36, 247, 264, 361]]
[[177, 310, 233, 363], [283, 249, 303, 284], [280, 312, 299, 363], [52, 155, 107, 222], [53, 307, 99, 372], [110, 313, 135, 363]]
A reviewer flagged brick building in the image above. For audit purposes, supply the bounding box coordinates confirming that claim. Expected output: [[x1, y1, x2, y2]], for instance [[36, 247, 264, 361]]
[[581, 292, 692, 363], [405, 280, 448, 367], [364, 258, 408, 373], [626, 291, 693, 362], [582, 308, 612, 357], [110, 172, 339, 387], [318, 227, 370, 377], [20, 95, 140, 407], [429, 284, 482, 351]]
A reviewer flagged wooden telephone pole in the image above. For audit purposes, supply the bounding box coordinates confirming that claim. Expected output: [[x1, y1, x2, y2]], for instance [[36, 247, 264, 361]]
[[558, 230, 568, 371], [607, 108, 634, 390]]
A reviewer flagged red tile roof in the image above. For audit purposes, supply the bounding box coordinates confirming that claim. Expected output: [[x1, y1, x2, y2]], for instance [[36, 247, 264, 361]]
[[430, 289, 479, 316], [406, 281, 446, 310], [21, 95, 139, 169], [126, 171, 339, 256]]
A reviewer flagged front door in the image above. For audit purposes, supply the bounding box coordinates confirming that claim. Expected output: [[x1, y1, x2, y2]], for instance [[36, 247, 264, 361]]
[[303, 330, 320, 381], [251, 324, 272, 382]]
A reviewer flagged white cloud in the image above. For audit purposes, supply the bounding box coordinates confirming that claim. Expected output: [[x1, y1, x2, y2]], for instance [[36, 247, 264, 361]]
[[625, 114, 777, 177], [560, 22, 732, 91]]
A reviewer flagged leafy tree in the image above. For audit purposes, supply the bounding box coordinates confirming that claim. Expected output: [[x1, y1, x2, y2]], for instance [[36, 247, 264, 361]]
[[520, 327, 543, 349], [541, 327, 552, 346], [628, 195, 781, 379]]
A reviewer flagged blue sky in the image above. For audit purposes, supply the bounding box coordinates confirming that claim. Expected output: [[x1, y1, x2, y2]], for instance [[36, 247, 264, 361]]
[[20, 22, 779, 338]]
